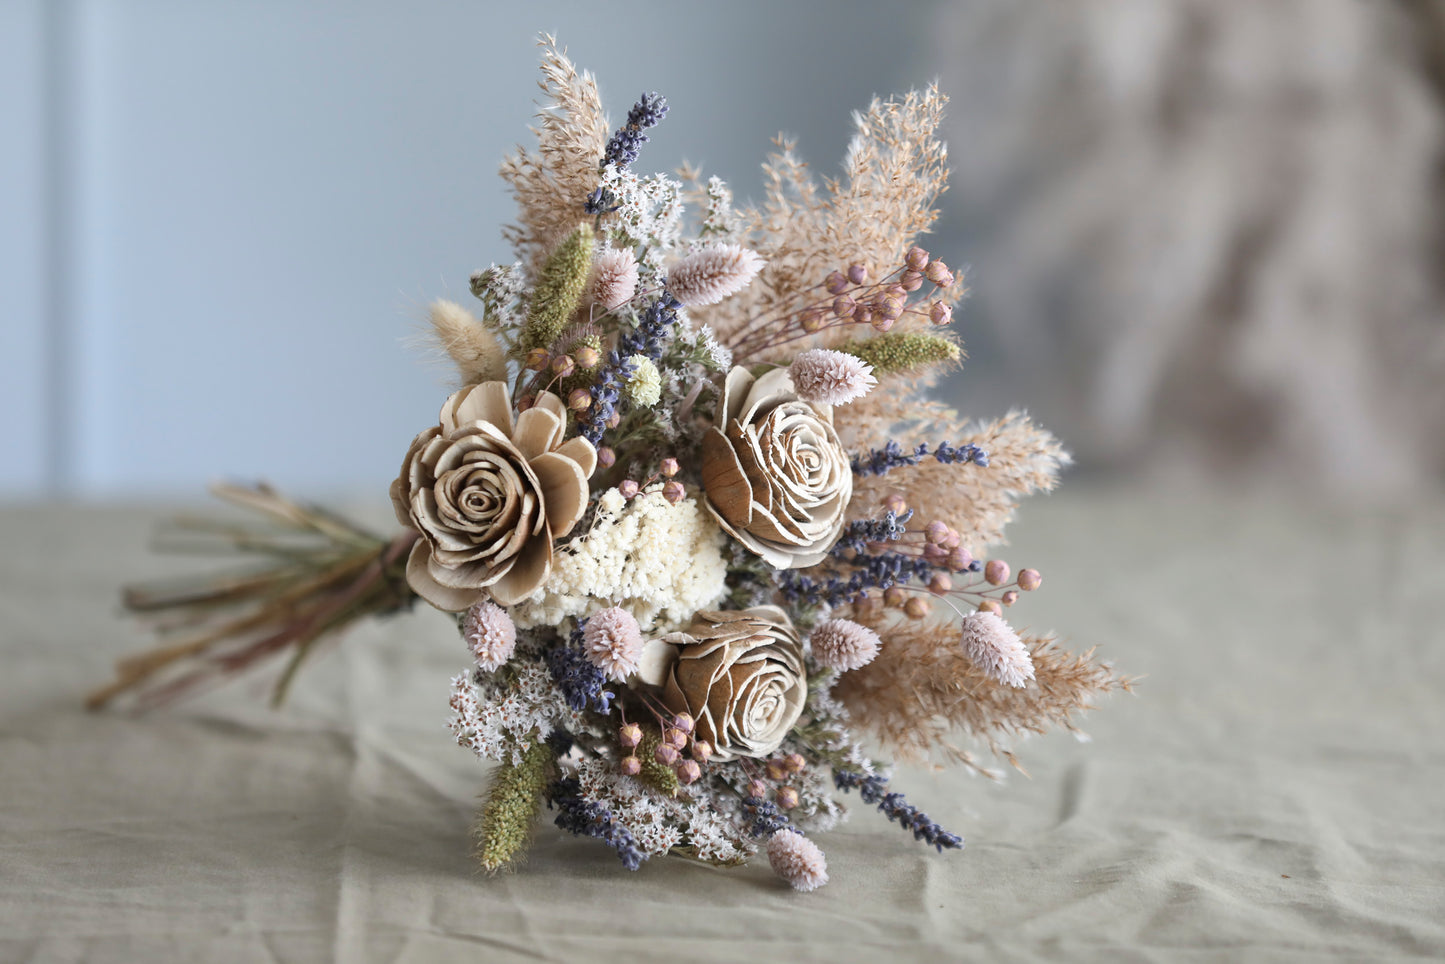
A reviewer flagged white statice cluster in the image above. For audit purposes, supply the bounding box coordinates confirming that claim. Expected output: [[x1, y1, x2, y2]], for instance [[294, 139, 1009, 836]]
[[468, 261, 527, 332], [686, 809, 753, 865], [571, 758, 753, 862], [447, 663, 585, 766], [509, 486, 728, 632], [698, 175, 739, 241], [807, 686, 878, 777], [598, 163, 684, 276]]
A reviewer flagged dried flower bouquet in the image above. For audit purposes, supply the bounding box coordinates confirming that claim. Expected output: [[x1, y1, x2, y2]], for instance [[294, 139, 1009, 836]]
[[95, 36, 1128, 891]]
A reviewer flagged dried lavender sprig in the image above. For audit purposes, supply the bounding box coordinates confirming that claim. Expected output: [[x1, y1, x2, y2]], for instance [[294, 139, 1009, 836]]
[[617, 293, 683, 362], [831, 509, 913, 554], [585, 92, 669, 214], [833, 771, 964, 853], [548, 777, 647, 870], [851, 439, 989, 477], [603, 92, 668, 169], [577, 351, 638, 446], [544, 624, 615, 713], [741, 795, 792, 838], [775, 551, 935, 608]]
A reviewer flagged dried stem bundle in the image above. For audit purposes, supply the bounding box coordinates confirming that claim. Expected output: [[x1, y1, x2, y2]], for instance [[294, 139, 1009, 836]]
[[87, 483, 417, 711]]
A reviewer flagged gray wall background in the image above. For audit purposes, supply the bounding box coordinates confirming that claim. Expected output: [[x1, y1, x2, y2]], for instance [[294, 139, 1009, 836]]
[[5, 1, 1443, 500]]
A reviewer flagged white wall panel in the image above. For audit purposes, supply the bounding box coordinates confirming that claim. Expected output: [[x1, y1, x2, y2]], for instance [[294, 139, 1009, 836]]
[[10, 0, 931, 499], [0, 0, 49, 497]]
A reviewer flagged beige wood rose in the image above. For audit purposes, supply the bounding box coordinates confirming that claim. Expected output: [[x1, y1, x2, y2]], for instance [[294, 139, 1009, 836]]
[[700, 367, 852, 569], [638, 607, 808, 761], [390, 382, 596, 611]]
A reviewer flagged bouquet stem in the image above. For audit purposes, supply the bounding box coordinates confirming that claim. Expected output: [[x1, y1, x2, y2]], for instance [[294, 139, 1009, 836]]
[[87, 483, 418, 711]]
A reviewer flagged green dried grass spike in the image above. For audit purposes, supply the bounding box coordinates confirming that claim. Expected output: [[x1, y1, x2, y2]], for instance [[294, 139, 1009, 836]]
[[521, 224, 595, 353], [637, 728, 681, 797], [838, 332, 963, 377], [473, 738, 554, 874]]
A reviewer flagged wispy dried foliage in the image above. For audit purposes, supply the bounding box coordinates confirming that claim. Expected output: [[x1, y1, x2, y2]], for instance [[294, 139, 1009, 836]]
[[833, 617, 1130, 775], [851, 409, 1071, 554], [699, 86, 955, 352], [500, 35, 609, 272]]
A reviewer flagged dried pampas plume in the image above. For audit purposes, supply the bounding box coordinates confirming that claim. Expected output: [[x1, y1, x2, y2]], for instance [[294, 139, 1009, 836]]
[[500, 35, 610, 272], [667, 243, 765, 307], [589, 247, 640, 312], [847, 408, 1070, 555], [833, 615, 1129, 775], [704, 85, 953, 350], [429, 299, 507, 384]]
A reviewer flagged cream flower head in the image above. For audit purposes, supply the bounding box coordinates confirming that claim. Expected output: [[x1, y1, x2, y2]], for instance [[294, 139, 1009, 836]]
[[391, 381, 596, 610], [700, 367, 852, 569]]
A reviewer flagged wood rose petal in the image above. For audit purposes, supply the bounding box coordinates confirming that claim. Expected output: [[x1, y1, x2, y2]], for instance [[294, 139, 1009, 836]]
[[553, 436, 598, 479], [701, 428, 754, 527], [487, 534, 553, 606], [405, 540, 483, 611], [657, 607, 807, 761], [700, 367, 851, 570], [393, 380, 585, 612], [528, 451, 590, 537], [509, 406, 564, 462], [443, 380, 513, 436]]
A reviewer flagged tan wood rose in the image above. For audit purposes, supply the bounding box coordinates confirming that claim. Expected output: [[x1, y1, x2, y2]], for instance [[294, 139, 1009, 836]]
[[700, 367, 852, 569], [643, 607, 808, 761], [390, 382, 596, 611]]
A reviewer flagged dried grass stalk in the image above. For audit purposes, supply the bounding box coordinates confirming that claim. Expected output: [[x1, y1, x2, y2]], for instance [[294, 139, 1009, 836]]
[[500, 35, 609, 273], [849, 409, 1071, 554], [702, 85, 954, 353], [833, 615, 1131, 775]]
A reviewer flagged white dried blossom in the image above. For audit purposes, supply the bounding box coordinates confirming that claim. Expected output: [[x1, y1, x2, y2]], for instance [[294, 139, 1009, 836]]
[[959, 611, 1036, 688], [468, 261, 526, 332], [789, 349, 878, 407], [697, 324, 733, 370], [598, 164, 684, 275], [446, 663, 583, 766], [666, 243, 766, 307], [573, 759, 687, 856], [686, 808, 754, 864], [625, 355, 662, 407], [509, 487, 728, 632], [699, 175, 739, 239]]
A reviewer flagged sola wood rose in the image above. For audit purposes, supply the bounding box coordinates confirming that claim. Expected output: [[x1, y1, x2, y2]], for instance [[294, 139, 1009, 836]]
[[638, 606, 808, 761], [701, 367, 852, 569], [391, 382, 596, 610]]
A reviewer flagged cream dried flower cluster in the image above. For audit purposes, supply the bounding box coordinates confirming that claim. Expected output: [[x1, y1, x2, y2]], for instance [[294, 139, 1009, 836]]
[[391, 36, 1128, 891]]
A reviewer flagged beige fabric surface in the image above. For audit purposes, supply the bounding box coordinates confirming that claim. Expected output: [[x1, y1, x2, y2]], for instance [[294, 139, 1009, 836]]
[[1, 494, 1442, 962]]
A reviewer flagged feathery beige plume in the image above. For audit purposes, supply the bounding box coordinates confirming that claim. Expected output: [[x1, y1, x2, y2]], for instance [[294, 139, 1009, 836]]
[[667, 243, 766, 307], [700, 86, 954, 354], [428, 299, 507, 384], [500, 35, 610, 273], [833, 616, 1129, 775], [589, 246, 640, 312], [848, 408, 1070, 555]]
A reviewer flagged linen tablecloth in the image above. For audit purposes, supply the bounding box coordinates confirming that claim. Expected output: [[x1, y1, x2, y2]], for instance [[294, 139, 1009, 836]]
[[2, 493, 1442, 961]]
